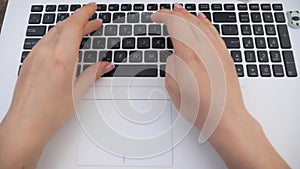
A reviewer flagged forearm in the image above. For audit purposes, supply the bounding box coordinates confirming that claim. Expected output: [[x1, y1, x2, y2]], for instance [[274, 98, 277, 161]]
[[209, 108, 290, 169], [0, 110, 50, 169]]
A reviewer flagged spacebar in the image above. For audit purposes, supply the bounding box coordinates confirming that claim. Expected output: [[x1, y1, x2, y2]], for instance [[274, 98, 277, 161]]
[[103, 65, 158, 77]]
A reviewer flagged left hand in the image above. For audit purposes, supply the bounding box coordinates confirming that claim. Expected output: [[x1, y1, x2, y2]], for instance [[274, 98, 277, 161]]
[[1, 2, 114, 144]]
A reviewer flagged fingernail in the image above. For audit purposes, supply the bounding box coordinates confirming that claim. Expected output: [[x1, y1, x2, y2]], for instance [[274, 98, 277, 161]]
[[87, 2, 96, 5], [174, 4, 184, 9], [95, 18, 103, 23], [199, 12, 207, 18], [104, 63, 115, 74]]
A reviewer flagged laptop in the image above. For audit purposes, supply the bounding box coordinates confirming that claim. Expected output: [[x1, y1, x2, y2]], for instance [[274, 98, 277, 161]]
[[0, 0, 300, 168]]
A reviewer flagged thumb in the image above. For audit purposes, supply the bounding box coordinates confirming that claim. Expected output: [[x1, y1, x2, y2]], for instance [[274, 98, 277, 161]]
[[73, 62, 115, 103]]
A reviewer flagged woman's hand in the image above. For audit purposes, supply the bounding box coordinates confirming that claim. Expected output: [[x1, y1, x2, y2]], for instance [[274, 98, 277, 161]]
[[0, 3, 114, 169]]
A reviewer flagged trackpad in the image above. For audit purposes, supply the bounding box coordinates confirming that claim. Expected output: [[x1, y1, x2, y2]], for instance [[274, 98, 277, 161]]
[[76, 100, 173, 166]]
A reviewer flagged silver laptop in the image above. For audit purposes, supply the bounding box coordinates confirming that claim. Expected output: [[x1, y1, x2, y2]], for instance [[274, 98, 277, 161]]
[[0, 0, 300, 168]]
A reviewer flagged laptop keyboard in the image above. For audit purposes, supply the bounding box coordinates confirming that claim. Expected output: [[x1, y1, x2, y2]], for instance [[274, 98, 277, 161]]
[[20, 3, 298, 78]]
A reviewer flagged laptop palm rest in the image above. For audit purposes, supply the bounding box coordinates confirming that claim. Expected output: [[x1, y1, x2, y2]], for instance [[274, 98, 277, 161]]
[[76, 99, 173, 166]]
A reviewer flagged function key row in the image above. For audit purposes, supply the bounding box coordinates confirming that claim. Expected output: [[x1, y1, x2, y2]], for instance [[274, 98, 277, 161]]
[[32, 3, 283, 12]]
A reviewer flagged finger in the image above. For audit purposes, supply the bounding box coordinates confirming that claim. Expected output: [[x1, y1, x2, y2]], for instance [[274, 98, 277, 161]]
[[74, 62, 115, 102], [82, 19, 103, 36], [150, 9, 173, 24]]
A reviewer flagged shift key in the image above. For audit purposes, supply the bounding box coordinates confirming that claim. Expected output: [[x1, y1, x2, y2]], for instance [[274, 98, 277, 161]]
[[213, 12, 237, 23]]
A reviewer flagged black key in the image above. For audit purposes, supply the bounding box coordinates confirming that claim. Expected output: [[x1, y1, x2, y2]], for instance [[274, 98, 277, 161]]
[[235, 65, 244, 77], [113, 13, 125, 23], [241, 25, 252, 35], [147, 4, 158, 11], [267, 38, 279, 49], [145, 51, 158, 62], [222, 25, 238, 35], [84, 51, 97, 63], [141, 12, 153, 23], [282, 51, 295, 63], [231, 51, 242, 62], [249, 4, 259, 11], [149, 25, 161, 35], [283, 51, 297, 77], [107, 38, 121, 49], [121, 4, 132, 11], [76, 65, 81, 77], [99, 51, 113, 62], [99, 13, 111, 23], [31, 5, 43, 12], [272, 65, 284, 77], [26, 26, 46, 36], [129, 51, 143, 63], [103, 65, 158, 77], [160, 4, 171, 9], [274, 12, 285, 23], [58, 5, 69, 11], [152, 37, 165, 49], [92, 38, 106, 49], [122, 38, 135, 49], [245, 51, 256, 62], [46, 5, 56, 12], [243, 38, 254, 49], [185, 4, 196, 10], [137, 38, 150, 49], [167, 37, 173, 49], [89, 13, 97, 20], [29, 14, 42, 24], [97, 4, 107, 11], [21, 51, 30, 63], [261, 4, 271, 11], [119, 25, 132, 36], [160, 65, 166, 77], [237, 4, 248, 11], [48, 25, 54, 32], [284, 63, 297, 77], [251, 12, 262, 23], [247, 65, 259, 77], [43, 14, 55, 24], [91, 28, 103, 36], [203, 12, 211, 21], [253, 25, 264, 35], [108, 4, 119, 11], [255, 38, 266, 49], [213, 12, 237, 23], [265, 25, 276, 35], [259, 65, 271, 77], [160, 50, 173, 62], [277, 25, 291, 49], [134, 25, 146, 36], [214, 24, 220, 34], [80, 38, 91, 49], [134, 4, 144, 11], [257, 51, 269, 62], [190, 12, 197, 16], [224, 4, 235, 11], [114, 51, 128, 63], [273, 4, 283, 11], [127, 12, 140, 23], [270, 51, 281, 62], [78, 51, 83, 62], [24, 38, 40, 49], [222, 37, 240, 49], [239, 12, 250, 22], [212, 4, 222, 10], [263, 12, 274, 23], [70, 4, 81, 11], [199, 4, 210, 10], [56, 13, 69, 22]]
